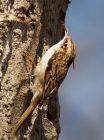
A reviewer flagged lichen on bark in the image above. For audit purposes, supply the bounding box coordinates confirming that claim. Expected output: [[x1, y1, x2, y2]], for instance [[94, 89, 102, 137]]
[[0, 0, 69, 139]]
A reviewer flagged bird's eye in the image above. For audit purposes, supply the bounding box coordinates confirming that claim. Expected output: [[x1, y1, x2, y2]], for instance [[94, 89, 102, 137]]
[[61, 44, 67, 49]]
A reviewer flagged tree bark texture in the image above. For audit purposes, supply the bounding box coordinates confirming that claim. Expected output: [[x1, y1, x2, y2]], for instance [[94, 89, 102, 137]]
[[0, 0, 69, 139]]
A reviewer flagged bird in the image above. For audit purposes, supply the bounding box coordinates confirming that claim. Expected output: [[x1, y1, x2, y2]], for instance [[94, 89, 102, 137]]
[[12, 25, 76, 136]]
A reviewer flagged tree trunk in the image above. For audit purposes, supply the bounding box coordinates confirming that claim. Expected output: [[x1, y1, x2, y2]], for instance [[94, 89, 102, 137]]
[[0, 0, 69, 139]]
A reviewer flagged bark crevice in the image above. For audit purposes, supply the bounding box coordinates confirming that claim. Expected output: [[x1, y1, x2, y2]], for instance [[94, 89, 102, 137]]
[[0, 0, 69, 139]]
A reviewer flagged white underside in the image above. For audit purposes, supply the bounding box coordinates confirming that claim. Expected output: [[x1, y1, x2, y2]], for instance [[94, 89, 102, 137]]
[[39, 36, 67, 80]]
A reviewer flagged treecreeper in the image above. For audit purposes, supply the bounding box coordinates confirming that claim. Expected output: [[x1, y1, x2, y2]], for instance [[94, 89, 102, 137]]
[[12, 25, 76, 137]]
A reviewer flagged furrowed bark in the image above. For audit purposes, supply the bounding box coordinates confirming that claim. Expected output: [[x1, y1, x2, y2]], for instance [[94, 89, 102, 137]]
[[0, 0, 69, 139]]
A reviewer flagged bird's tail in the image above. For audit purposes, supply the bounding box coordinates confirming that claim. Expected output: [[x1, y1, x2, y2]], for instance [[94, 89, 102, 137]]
[[12, 104, 34, 137], [12, 97, 41, 138]]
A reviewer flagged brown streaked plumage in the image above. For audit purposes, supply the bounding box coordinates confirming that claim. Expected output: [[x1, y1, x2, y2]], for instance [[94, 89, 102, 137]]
[[12, 26, 76, 137]]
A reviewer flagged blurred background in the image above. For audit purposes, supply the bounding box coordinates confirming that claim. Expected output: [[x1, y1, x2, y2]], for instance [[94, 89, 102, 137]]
[[59, 0, 104, 140]]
